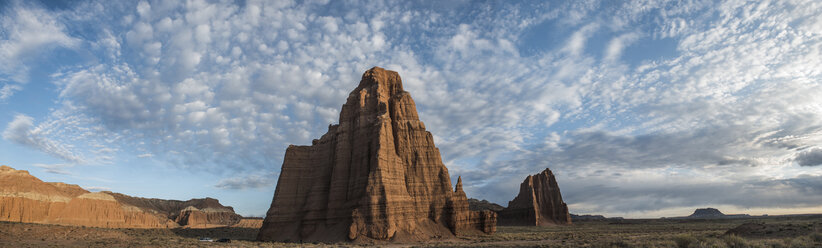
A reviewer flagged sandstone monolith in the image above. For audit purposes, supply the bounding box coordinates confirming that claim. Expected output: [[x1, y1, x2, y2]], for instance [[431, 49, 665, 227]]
[[498, 168, 571, 226], [258, 67, 496, 243]]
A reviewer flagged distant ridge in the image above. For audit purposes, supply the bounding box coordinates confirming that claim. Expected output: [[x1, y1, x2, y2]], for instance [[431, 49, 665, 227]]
[[468, 198, 505, 212], [0, 165, 241, 228], [665, 207, 752, 219], [570, 214, 624, 221]]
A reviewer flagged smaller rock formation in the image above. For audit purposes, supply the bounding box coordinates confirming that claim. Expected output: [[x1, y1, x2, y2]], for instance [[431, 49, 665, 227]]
[[680, 208, 750, 219], [689, 208, 725, 218], [175, 205, 241, 227], [498, 168, 571, 226], [105, 192, 241, 227]]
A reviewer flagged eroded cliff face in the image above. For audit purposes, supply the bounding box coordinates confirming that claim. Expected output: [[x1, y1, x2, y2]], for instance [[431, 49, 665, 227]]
[[258, 67, 496, 243], [231, 218, 263, 228], [0, 165, 241, 228], [107, 193, 242, 228], [498, 168, 571, 226], [1, 165, 76, 224], [53, 192, 178, 228], [175, 206, 242, 227]]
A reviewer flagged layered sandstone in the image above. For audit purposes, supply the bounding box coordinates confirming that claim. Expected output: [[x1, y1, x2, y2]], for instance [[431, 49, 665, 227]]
[[52, 192, 178, 228], [0, 165, 241, 228], [231, 218, 264, 228], [258, 67, 496, 243], [498, 168, 571, 226], [1, 165, 74, 224], [107, 193, 241, 228], [175, 205, 241, 228]]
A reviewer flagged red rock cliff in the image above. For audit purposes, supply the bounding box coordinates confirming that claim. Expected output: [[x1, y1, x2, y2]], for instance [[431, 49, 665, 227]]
[[498, 168, 571, 226], [258, 67, 496, 242], [0, 165, 241, 228]]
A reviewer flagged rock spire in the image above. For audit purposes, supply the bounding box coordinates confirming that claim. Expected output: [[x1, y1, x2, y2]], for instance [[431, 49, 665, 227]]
[[258, 67, 496, 243]]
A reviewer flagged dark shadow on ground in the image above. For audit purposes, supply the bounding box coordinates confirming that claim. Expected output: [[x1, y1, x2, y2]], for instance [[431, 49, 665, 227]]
[[170, 227, 259, 241]]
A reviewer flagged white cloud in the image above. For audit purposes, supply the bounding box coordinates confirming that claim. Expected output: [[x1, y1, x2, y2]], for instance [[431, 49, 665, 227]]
[[3, 114, 84, 163], [0, 3, 80, 97], [32, 163, 74, 175], [136, 1, 151, 19], [215, 172, 278, 190], [563, 24, 598, 56], [84, 186, 111, 192], [604, 32, 639, 62], [0, 84, 22, 100]]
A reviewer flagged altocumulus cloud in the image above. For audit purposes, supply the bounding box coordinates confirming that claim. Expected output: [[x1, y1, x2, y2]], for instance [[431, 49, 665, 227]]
[[1, 0, 822, 217], [3, 114, 84, 164]]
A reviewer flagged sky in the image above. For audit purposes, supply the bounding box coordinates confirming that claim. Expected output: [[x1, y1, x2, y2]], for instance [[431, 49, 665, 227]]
[[1, 0, 821, 218]]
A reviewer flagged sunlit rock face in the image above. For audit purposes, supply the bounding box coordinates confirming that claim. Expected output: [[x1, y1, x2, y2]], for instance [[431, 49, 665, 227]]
[[0, 165, 241, 228], [498, 168, 572, 226], [258, 67, 496, 243]]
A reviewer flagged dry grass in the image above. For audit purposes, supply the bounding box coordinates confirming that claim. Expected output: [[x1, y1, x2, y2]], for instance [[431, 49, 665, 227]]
[[2, 216, 821, 247]]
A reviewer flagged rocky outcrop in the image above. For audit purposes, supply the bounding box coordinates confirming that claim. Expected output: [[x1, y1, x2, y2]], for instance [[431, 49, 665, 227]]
[[175, 206, 241, 227], [231, 218, 264, 228], [258, 67, 496, 243], [678, 208, 750, 219], [52, 192, 178, 228], [106, 192, 241, 228], [1, 165, 75, 224], [689, 208, 725, 218], [498, 168, 571, 226], [0, 165, 241, 228]]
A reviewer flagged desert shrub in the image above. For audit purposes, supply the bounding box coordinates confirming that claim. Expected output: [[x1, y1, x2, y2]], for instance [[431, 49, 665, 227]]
[[693, 237, 729, 248], [673, 234, 698, 248], [783, 236, 814, 247], [722, 234, 749, 248], [812, 232, 822, 243]]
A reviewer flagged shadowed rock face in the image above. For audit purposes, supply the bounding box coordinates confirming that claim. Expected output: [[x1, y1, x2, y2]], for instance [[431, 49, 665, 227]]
[[468, 198, 505, 212], [258, 67, 496, 243], [498, 168, 571, 226], [0, 165, 240, 228]]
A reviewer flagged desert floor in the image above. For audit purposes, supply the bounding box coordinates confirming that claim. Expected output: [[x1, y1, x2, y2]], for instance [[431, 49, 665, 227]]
[[2, 216, 821, 247]]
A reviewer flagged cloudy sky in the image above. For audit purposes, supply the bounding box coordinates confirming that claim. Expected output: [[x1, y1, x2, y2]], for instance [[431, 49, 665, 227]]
[[1, 0, 821, 218]]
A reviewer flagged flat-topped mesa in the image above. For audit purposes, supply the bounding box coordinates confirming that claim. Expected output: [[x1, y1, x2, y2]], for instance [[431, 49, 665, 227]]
[[498, 168, 571, 226], [259, 67, 496, 243]]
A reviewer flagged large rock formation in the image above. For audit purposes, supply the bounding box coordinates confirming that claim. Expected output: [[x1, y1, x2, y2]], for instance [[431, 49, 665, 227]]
[[498, 168, 571, 226], [258, 67, 496, 243], [0, 165, 241, 228]]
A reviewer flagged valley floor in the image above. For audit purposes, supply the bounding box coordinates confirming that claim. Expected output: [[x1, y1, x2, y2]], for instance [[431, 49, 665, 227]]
[[1, 216, 821, 247]]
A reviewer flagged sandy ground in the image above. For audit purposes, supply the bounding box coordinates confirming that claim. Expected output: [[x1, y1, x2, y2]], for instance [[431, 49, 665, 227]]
[[2, 216, 821, 247]]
